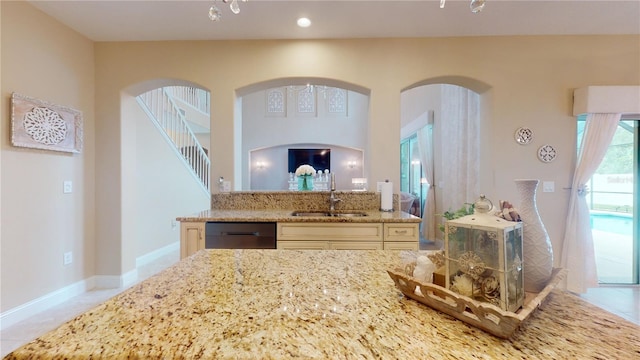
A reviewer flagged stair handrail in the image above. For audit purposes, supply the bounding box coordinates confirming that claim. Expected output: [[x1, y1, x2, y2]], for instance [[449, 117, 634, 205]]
[[164, 86, 210, 115]]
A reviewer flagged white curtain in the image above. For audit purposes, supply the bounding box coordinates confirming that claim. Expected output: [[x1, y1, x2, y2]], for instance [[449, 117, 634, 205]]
[[561, 113, 621, 293], [417, 123, 435, 240], [440, 85, 480, 217]]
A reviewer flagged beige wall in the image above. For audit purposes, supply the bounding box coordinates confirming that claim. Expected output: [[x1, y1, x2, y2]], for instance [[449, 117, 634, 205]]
[[94, 35, 639, 279], [134, 97, 210, 256], [2, 0, 639, 315], [1, 1, 95, 310]]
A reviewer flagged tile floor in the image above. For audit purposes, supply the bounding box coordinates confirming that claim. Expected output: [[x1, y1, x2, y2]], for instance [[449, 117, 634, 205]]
[[1, 247, 638, 358]]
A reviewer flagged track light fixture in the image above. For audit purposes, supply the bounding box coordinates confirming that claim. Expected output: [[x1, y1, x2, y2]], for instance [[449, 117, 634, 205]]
[[469, 0, 486, 13], [209, 0, 247, 22], [439, 0, 486, 13], [209, 0, 485, 22]]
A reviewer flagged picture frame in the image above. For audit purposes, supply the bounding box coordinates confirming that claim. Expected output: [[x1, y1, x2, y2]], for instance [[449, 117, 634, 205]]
[[11, 92, 83, 154]]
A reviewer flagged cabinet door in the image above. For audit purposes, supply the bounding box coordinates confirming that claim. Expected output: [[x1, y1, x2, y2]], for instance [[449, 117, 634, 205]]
[[180, 222, 204, 259], [330, 241, 383, 250], [383, 241, 419, 250], [277, 241, 330, 250]]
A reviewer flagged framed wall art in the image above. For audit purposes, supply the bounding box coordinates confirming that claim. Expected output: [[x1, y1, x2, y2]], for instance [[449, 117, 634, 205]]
[[11, 92, 83, 154]]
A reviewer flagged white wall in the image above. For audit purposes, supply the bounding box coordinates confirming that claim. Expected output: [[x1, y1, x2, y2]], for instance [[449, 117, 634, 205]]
[[241, 87, 368, 189]]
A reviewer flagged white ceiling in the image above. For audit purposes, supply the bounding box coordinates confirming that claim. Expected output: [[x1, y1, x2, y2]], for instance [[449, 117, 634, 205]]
[[27, 0, 640, 42]]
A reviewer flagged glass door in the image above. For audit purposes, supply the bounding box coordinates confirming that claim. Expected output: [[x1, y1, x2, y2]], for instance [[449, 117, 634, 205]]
[[580, 119, 638, 284], [400, 135, 425, 217]]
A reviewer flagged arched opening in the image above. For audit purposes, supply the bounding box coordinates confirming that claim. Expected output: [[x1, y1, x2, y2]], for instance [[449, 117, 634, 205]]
[[236, 78, 371, 190], [400, 76, 492, 244], [116, 79, 210, 278]]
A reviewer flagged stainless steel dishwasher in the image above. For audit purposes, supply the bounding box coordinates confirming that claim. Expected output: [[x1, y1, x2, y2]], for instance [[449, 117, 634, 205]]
[[205, 222, 277, 249]]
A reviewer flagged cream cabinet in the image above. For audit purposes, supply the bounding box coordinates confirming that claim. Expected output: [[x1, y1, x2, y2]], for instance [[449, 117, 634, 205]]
[[277, 222, 383, 250], [180, 221, 205, 259], [276, 222, 416, 250], [383, 223, 419, 250], [180, 221, 419, 253]]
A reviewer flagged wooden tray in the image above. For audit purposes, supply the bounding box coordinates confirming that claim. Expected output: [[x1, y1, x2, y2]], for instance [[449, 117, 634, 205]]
[[387, 267, 566, 339]]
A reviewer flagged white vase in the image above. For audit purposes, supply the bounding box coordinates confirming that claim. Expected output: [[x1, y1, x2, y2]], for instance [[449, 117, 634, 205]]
[[515, 179, 554, 292]]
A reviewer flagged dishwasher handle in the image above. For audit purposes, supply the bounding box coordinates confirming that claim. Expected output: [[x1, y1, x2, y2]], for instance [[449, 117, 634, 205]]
[[221, 231, 260, 236]]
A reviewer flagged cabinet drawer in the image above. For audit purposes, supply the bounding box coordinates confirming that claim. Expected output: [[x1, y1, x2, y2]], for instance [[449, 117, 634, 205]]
[[277, 223, 383, 241], [384, 223, 419, 242]]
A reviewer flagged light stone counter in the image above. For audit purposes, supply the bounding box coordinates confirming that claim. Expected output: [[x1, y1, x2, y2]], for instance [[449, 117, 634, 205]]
[[6, 250, 639, 359], [177, 209, 420, 223], [178, 191, 421, 223]]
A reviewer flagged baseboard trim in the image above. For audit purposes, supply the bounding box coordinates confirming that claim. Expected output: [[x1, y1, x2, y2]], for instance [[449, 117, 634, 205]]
[[1, 243, 179, 332], [92, 268, 138, 290], [136, 242, 179, 268], [0, 277, 95, 331]]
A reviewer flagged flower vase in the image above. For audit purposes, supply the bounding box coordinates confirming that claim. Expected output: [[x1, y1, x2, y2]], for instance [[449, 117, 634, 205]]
[[515, 179, 554, 292], [298, 175, 313, 191]]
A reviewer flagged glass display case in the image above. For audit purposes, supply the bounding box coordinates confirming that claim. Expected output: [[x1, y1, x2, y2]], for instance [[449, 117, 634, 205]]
[[444, 196, 524, 312]]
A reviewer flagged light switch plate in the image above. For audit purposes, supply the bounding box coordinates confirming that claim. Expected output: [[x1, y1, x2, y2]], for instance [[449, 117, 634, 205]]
[[63, 181, 73, 193], [63, 251, 73, 265], [222, 181, 231, 192], [542, 181, 555, 193]]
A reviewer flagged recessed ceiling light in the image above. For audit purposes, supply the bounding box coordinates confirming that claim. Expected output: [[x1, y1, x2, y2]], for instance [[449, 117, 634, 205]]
[[297, 17, 311, 28]]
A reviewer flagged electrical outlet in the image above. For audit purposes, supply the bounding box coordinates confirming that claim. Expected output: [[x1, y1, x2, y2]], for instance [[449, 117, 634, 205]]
[[542, 181, 555, 193], [171, 219, 178, 230], [63, 181, 73, 194], [63, 251, 73, 265]]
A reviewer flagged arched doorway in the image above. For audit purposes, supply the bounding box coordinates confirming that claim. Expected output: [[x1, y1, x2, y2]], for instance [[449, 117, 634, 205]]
[[400, 77, 492, 242]]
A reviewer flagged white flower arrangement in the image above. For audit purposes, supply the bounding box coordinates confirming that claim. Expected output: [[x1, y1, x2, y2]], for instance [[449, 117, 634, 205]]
[[295, 164, 316, 177]]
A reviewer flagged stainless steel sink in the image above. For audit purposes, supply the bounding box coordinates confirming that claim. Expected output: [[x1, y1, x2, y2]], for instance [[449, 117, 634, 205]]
[[291, 211, 332, 217], [291, 211, 368, 217], [334, 212, 368, 217]]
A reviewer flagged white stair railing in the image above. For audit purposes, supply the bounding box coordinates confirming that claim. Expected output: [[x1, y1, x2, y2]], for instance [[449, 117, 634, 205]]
[[137, 88, 210, 193], [164, 86, 210, 115]]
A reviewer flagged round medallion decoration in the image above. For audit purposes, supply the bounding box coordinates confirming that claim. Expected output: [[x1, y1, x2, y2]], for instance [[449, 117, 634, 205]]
[[23, 107, 67, 145], [514, 127, 533, 145], [537, 144, 557, 163]]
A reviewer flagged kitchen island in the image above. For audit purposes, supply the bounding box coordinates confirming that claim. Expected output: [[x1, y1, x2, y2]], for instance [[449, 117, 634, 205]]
[[5, 250, 639, 359]]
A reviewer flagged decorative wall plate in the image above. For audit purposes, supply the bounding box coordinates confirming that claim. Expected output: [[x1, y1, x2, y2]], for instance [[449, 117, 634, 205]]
[[537, 144, 557, 163], [11, 93, 83, 153], [514, 127, 533, 145]]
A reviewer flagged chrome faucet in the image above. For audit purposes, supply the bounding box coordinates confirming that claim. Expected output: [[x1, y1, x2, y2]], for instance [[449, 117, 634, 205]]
[[329, 173, 342, 212]]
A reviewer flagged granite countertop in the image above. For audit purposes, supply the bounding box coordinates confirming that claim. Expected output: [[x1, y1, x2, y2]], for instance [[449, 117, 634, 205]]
[[177, 209, 421, 223], [6, 250, 639, 359], [176, 191, 422, 223]]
